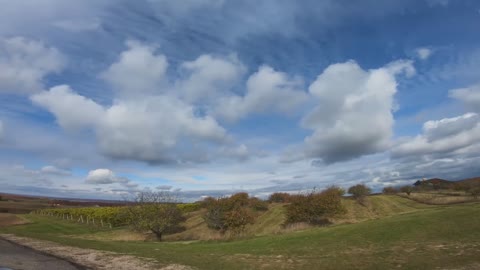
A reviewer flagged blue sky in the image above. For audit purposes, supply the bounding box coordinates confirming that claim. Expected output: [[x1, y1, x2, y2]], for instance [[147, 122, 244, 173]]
[[1, 0, 480, 201]]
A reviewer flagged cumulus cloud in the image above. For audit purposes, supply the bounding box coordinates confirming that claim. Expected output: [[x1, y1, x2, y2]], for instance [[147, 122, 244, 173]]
[[86, 168, 117, 184], [100, 40, 168, 97], [449, 84, 480, 112], [392, 113, 480, 159], [178, 54, 245, 103], [301, 60, 415, 164], [31, 85, 105, 131], [216, 65, 307, 122], [97, 96, 228, 163], [0, 37, 65, 94], [85, 168, 135, 187]]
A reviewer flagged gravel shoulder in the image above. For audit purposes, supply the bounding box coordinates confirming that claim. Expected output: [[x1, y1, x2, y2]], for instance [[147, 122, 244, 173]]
[[0, 237, 84, 270], [0, 234, 193, 270]]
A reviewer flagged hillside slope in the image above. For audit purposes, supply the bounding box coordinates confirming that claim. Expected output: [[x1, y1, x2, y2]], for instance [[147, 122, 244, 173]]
[[165, 195, 430, 241]]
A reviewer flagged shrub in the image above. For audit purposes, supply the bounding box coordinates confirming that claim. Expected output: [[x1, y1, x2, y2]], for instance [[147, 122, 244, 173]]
[[268, 192, 291, 203], [468, 187, 480, 199], [382, 186, 397, 194], [202, 192, 261, 234], [248, 197, 269, 211], [453, 183, 470, 192], [400, 185, 414, 195], [177, 203, 201, 213], [285, 186, 346, 225], [224, 207, 254, 234], [348, 184, 371, 204]]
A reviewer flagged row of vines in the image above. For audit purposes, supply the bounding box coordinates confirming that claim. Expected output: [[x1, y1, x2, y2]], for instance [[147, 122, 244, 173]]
[[34, 203, 201, 229], [34, 206, 125, 228]]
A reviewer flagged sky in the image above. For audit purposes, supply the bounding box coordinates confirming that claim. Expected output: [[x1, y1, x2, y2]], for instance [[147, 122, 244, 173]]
[[1, 0, 480, 201]]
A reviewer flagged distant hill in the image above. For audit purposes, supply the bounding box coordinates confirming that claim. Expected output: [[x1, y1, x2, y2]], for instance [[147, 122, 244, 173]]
[[414, 178, 452, 187], [413, 177, 480, 188], [457, 177, 480, 186]]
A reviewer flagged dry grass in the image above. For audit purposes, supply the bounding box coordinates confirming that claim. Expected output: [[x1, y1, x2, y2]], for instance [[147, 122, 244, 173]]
[[0, 213, 30, 227], [399, 191, 479, 205]]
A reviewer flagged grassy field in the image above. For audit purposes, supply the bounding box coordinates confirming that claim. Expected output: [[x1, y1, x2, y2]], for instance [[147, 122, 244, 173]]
[[2, 195, 480, 269]]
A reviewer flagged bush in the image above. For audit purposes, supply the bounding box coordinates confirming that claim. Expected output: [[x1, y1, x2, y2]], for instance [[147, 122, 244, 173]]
[[202, 193, 260, 234], [400, 185, 414, 195], [348, 184, 371, 204], [468, 187, 480, 199], [248, 197, 269, 211], [285, 186, 346, 225], [453, 183, 470, 192], [268, 192, 291, 203], [382, 186, 397, 194], [177, 203, 201, 213]]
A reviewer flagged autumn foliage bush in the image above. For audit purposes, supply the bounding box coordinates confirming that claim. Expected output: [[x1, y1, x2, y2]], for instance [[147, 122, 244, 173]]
[[285, 186, 346, 225], [382, 186, 398, 194], [268, 192, 292, 203], [202, 192, 266, 234]]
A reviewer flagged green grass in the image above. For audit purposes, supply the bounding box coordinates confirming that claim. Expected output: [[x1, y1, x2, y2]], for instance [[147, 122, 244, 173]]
[[2, 199, 480, 269]]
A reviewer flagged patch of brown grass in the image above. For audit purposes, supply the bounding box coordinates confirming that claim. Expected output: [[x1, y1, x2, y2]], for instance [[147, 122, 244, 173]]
[[399, 192, 479, 205], [0, 213, 30, 227]]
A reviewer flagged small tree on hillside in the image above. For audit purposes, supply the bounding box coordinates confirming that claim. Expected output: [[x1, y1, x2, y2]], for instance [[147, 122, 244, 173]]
[[348, 184, 371, 204], [123, 191, 185, 241], [400, 185, 414, 196]]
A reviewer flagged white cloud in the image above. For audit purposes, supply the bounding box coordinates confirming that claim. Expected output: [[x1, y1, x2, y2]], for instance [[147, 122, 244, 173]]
[[100, 40, 168, 97], [216, 65, 307, 122], [85, 168, 119, 184], [0, 37, 65, 94], [31, 85, 105, 131], [415, 47, 433, 60], [301, 60, 415, 163], [97, 96, 228, 163], [423, 113, 479, 141], [392, 113, 480, 158], [449, 84, 480, 112], [178, 54, 245, 103], [32, 84, 229, 163]]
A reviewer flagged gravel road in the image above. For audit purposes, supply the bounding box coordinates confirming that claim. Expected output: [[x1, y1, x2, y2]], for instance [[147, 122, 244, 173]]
[[0, 238, 85, 270]]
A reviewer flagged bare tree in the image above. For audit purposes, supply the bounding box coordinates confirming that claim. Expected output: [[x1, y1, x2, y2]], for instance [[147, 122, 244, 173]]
[[123, 191, 185, 241]]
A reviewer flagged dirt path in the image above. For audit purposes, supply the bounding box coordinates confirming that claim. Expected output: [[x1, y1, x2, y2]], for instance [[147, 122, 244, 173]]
[[0, 238, 84, 270], [0, 234, 193, 270]]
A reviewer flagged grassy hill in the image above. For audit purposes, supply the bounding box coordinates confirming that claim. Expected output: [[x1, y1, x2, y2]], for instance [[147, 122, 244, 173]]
[[2, 195, 480, 269], [62, 195, 432, 242]]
